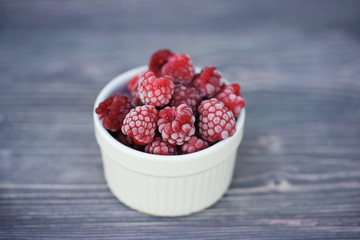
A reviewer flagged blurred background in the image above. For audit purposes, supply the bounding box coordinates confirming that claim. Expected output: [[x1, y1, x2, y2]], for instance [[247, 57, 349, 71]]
[[1, 0, 360, 239]]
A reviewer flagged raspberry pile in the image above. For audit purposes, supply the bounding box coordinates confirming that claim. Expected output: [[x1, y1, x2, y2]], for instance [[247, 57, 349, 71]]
[[96, 49, 245, 155]]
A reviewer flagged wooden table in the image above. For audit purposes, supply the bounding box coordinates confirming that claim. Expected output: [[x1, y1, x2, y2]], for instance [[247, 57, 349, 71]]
[[1, 0, 360, 239]]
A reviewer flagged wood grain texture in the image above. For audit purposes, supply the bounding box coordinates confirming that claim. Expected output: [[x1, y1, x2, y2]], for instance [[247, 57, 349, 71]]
[[1, 0, 360, 239]]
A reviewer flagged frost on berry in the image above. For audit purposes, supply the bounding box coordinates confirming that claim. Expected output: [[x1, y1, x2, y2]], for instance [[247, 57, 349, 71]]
[[145, 137, 177, 155], [161, 54, 195, 84], [216, 83, 245, 118], [149, 49, 174, 77], [96, 95, 133, 132], [121, 105, 158, 145], [138, 71, 175, 107], [169, 84, 201, 115], [198, 98, 236, 142], [181, 136, 209, 154], [193, 66, 223, 98], [158, 104, 196, 145]]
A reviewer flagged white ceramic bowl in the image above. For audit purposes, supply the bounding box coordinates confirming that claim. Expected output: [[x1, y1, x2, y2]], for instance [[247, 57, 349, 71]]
[[93, 66, 246, 216]]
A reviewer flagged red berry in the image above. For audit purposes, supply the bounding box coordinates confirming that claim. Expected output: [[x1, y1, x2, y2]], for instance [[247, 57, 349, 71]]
[[216, 84, 245, 118], [161, 54, 195, 84], [198, 98, 236, 142], [169, 84, 202, 115], [121, 105, 158, 145], [96, 96, 114, 117], [139, 71, 174, 107], [181, 136, 209, 154], [193, 66, 222, 98], [96, 95, 133, 132], [149, 49, 174, 77], [127, 72, 144, 93], [158, 104, 195, 145], [130, 79, 143, 106], [145, 137, 177, 155]]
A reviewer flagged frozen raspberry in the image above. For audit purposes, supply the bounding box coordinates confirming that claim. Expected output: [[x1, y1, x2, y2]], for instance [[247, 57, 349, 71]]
[[216, 84, 245, 118], [145, 137, 177, 155], [169, 84, 202, 115], [193, 66, 222, 98], [127, 72, 144, 92], [161, 54, 195, 84], [198, 98, 236, 142], [96, 96, 114, 117], [158, 104, 195, 145], [181, 136, 209, 154], [96, 95, 133, 132], [149, 49, 174, 77], [130, 79, 143, 106], [121, 105, 158, 145], [128, 72, 147, 106], [138, 71, 174, 107]]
